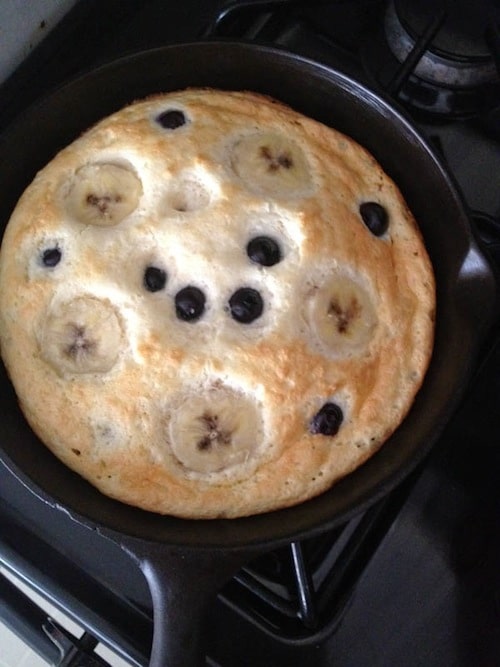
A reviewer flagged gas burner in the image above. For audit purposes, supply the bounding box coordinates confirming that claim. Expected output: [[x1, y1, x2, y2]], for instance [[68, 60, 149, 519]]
[[362, 0, 500, 118]]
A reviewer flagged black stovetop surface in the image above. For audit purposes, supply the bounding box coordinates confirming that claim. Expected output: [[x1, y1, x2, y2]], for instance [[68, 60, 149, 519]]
[[1, 2, 500, 666]]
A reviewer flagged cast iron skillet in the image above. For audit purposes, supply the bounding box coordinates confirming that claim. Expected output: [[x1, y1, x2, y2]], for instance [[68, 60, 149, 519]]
[[0, 42, 496, 666]]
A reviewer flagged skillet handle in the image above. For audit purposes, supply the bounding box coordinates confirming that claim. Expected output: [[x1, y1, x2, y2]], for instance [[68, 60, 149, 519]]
[[121, 541, 257, 667]]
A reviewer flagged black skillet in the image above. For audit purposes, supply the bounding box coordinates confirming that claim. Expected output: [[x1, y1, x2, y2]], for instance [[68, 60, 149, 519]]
[[0, 42, 496, 666]]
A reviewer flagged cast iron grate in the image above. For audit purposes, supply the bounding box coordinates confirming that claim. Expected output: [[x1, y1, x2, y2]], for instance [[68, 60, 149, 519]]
[[204, 0, 500, 118], [218, 481, 414, 642]]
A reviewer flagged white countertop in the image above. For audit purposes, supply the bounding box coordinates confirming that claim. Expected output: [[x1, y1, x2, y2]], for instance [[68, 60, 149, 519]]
[[0, 0, 76, 83]]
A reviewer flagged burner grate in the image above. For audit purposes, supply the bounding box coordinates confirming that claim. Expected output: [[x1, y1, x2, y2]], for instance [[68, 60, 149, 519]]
[[362, 0, 500, 117], [218, 482, 414, 643], [0, 477, 415, 663], [0, 504, 152, 666]]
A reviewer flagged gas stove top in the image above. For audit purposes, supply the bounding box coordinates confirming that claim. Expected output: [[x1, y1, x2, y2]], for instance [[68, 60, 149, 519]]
[[1, 2, 500, 666]]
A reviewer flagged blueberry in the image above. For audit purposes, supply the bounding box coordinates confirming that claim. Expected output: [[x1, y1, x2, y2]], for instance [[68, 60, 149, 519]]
[[246, 236, 281, 266], [229, 287, 264, 324], [156, 109, 186, 130], [309, 403, 343, 436], [41, 247, 61, 267], [359, 202, 389, 237], [144, 266, 167, 292], [175, 286, 206, 321]]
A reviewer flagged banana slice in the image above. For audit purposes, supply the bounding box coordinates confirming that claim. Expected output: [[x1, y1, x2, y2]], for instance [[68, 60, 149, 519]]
[[306, 274, 378, 356], [66, 163, 143, 226], [39, 296, 124, 375], [169, 386, 262, 474], [230, 132, 313, 198]]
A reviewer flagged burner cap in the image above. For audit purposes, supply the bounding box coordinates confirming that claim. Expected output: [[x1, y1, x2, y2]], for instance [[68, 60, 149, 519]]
[[387, 0, 500, 87], [397, 0, 498, 60], [361, 0, 500, 118]]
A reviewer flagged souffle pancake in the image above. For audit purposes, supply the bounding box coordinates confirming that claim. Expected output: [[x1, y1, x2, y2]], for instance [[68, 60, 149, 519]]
[[0, 89, 435, 518]]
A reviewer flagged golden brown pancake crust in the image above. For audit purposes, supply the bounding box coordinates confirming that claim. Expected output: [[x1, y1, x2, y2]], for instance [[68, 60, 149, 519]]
[[0, 90, 435, 518]]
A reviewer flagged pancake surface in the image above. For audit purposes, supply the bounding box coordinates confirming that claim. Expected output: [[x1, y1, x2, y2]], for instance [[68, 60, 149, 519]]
[[0, 89, 435, 518]]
